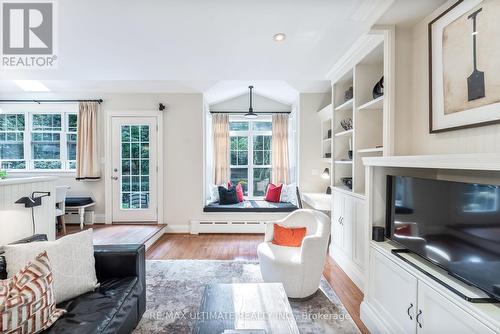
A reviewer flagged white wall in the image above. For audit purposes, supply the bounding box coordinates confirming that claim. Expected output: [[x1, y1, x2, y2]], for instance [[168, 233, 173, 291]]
[[395, 0, 500, 155], [298, 92, 331, 193]]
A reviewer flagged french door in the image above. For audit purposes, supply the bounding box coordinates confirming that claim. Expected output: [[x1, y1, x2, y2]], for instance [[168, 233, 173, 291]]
[[111, 117, 158, 222]]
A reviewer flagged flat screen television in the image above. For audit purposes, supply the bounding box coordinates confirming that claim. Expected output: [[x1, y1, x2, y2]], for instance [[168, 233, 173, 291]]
[[387, 176, 500, 302]]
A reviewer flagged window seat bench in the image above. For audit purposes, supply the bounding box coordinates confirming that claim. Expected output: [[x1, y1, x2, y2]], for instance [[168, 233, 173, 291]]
[[203, 200, 299, 213]]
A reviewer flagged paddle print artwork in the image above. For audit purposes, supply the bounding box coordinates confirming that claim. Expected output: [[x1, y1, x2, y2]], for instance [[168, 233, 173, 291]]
[[467, 7, 484, 101], [429, 0, 500, 132]]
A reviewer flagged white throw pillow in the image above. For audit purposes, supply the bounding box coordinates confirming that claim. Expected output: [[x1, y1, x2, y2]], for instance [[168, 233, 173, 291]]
[[209, 184, 221, 203], [280, 183, 298, 206], [3, 229, 99, 303]]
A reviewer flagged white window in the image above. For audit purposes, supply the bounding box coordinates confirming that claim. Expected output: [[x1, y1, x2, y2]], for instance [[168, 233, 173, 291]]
[[0, 111, 78, 171], [229, 117, 272, 198]]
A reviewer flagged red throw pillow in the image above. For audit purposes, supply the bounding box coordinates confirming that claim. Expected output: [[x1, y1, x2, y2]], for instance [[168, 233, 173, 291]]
[[265, 183, 282, 203], [228, 182, 244, 202], [272, 224, 307, 247]]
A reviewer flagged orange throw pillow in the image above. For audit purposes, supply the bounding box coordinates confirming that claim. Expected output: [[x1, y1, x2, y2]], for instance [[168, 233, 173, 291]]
[[272, 224, 307, 247]]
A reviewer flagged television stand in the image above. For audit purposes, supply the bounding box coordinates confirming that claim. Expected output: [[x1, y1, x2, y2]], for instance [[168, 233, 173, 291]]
[[391, 248, 497, 303]]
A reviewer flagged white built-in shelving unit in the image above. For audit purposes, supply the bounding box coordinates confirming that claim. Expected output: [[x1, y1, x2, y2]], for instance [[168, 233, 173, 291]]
[[317, 103, 333, 164], [325, 27, 395, 291], [328, 28, 394, 198]]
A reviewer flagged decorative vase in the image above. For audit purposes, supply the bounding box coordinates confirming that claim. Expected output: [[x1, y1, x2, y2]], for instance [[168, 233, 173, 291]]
[[372, 77, 384, 99], [344, 87, 353, 101]]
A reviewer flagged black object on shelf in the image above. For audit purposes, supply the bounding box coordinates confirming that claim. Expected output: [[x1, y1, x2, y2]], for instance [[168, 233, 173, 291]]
[[391, 249, 498, 303], [340, 177, 352, 189], [372, 76, 384, 99], [327, 129, 332, 139], [340, 118, 353, 131], [326, 186, 332, 195], [372, 226, 385, 242], [324, 153, 331, 158], [348, 150, 353, 160]]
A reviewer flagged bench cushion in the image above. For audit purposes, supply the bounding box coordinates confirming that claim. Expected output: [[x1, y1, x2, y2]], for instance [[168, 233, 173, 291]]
[[66, 197, 94, 207], [204, 200, 298, 213]]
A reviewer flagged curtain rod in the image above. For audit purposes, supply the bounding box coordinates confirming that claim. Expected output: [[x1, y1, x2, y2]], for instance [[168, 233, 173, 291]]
[[209, 111, 290, 114], [0, 99, 103, 104]]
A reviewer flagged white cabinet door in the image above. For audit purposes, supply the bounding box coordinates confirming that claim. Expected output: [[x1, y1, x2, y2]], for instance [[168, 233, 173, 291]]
[[368, 249, 417, 334], [351, 197, 366, 269], [416, 281, 495, 334], [332, 191, 344, 248], [342, 194, 353, 257]]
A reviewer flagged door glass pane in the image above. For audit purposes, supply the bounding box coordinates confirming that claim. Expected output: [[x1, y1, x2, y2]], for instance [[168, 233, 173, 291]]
[[120, 124, 151, 209]]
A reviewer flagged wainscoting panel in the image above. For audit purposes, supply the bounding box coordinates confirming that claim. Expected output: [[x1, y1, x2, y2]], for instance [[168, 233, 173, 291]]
[[0, 178, 56, 245]]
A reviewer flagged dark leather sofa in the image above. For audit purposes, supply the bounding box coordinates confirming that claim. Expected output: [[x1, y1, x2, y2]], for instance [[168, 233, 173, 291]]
[[0, 234, 146, 334]]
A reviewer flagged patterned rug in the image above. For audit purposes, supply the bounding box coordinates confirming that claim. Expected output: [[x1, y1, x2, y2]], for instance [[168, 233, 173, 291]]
[[134, 260, 360, 334]]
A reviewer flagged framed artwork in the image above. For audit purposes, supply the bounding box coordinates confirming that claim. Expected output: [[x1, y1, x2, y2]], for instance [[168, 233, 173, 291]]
[[429, 0, 500, 133]]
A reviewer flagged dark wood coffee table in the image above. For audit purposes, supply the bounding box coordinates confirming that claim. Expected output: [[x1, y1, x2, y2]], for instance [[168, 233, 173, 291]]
[[193, 283, 300, 334]]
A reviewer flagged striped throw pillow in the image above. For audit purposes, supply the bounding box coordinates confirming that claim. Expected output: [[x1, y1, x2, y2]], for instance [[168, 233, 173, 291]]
[[0, 251, 66, 333]]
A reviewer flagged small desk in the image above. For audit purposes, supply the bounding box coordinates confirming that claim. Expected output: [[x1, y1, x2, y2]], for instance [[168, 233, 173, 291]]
[[301, 192, 331, 211], [194, 283, 299, 334]]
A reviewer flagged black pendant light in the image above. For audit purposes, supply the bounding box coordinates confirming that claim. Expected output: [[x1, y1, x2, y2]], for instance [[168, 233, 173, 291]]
[[244, 85, 258, 119]]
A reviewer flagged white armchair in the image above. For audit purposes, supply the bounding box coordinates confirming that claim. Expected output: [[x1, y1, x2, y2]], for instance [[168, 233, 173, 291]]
[[257, 209, 331, 298]]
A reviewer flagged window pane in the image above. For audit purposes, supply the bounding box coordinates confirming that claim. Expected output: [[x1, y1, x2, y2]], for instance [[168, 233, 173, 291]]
[[252, 121, 272, 131], [34, 161, 62, 169], [254, 135, 263, 150], [230, 137, 238, 150], [121, 124, 151, 209], [32, 133, 60, 159], [131, 126, 140, 142], [238, 137, 248, 150], [263, 151, 271, 165], [32, 114, 61, 131], [264, 136, 272, 150], [0, 143, 23, 159], [68, 114, 78, 132], [0, 114, 24, 131], [1, 161, 25, 169], [67, 134, 77, 160], [254, 168, 271, 197], [253, 150, 263, 165], [237, 151, 248, 165], [231, 151, 237, 165], [230, 168, 248, 196], [229, 122, 249, 131]]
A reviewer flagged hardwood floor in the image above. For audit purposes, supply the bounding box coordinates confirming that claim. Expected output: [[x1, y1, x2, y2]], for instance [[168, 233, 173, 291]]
[[146, 233, 262, 261], [147, 233, 369, 334], [69, 226, 368, 333]]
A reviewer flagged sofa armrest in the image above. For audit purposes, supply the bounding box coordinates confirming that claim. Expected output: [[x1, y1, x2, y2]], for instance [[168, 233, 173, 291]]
[[94, 244, 145, 281], [94, 244, 146, 317]]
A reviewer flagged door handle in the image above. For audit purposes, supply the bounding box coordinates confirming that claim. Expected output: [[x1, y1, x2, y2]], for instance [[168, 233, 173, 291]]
[[407, 303, 413, 320], [111, 176, 118, 180], [416, 309, 422, 328]]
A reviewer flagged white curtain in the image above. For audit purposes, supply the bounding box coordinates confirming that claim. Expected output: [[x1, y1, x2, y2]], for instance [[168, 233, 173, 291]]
[[76, 102, 100, 180], [212, 113, 230, 185], [271, 113, 290, 184]]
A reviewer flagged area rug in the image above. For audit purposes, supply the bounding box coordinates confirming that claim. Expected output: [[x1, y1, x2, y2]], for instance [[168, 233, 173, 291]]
[[134, 260, 360, 334]]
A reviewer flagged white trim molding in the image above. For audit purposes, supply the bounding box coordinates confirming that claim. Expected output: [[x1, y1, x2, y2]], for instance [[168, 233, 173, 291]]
[[362, 153, 500, 171]]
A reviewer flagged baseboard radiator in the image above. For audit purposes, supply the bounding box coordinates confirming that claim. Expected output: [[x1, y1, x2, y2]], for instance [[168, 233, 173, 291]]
[[190, 220, 266, 234]]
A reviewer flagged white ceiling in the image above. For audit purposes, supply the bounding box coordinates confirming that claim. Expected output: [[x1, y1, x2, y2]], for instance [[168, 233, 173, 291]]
[[0, 0, 447, 104]]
